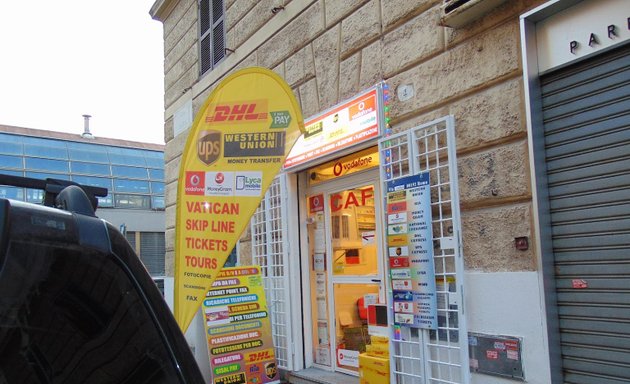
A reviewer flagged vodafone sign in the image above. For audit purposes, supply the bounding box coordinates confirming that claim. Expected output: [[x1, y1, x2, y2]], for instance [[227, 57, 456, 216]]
[[284, 86, 383, 169], [307, 146, 379, 186]]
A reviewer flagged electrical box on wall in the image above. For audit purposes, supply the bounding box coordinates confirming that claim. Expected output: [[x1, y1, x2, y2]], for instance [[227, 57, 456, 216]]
[[468, 333, 524, 380]]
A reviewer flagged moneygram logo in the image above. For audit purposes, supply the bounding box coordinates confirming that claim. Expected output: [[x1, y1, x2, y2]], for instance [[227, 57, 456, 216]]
[[184, 171, 205, 195], [197, 130, 221, 165], [206, 100, 268, 124], [205, 171, 234, 196]]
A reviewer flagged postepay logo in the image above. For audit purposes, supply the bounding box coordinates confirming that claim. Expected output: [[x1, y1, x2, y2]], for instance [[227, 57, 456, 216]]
[[235, 172, 262, 196], [184, 171, 205, 195]]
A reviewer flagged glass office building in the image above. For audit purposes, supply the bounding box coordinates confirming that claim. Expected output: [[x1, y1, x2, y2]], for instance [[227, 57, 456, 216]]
[[0, 124, 166, 279]]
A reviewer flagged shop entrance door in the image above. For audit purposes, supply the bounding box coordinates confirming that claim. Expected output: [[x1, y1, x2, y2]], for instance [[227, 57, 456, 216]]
[[305, 168, 385, 375]]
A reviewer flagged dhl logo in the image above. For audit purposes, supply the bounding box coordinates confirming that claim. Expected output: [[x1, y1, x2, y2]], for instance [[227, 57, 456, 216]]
[[206, 100, 268, 123], [245, 348, 274, 363]]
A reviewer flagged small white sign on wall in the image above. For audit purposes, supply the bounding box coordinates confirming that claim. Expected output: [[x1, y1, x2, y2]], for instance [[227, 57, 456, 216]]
[[173, 99, 193, 137]]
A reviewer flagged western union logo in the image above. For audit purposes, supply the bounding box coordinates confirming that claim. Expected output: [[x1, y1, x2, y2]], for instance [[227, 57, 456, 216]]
[[224, 132, 285, 157]]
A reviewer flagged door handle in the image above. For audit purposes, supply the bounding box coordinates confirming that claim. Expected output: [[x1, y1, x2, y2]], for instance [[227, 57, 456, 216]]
[[371, 279, 381, 283]]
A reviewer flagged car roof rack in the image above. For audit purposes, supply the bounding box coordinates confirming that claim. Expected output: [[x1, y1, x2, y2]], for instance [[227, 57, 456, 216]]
[[0, 174, 108, 216]]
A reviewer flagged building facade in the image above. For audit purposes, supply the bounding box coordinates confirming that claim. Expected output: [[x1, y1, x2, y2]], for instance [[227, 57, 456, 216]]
[[0, 125, 168, 285], [150, 0, 630, 383]]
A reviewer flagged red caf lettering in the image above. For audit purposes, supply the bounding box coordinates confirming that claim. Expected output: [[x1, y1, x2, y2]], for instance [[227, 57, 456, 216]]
[[330, 187, 373, 212]]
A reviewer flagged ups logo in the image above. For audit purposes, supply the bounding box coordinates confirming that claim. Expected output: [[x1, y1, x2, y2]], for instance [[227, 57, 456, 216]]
[[264, 362, 277, 380], [197, 130, 221, 165]]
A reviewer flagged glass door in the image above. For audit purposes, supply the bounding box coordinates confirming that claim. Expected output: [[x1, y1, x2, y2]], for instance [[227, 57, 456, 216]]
[[306, 169, 385, 375]]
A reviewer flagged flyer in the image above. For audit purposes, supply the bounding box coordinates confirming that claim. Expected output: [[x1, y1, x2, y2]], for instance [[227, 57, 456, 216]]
[[386, 173, 438, 329], [203, 266, 280, 384]]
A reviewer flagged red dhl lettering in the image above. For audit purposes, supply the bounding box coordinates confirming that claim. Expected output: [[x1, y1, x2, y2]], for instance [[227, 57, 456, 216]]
[[206, 100, 268, 123], [246, 349, 274, 363]]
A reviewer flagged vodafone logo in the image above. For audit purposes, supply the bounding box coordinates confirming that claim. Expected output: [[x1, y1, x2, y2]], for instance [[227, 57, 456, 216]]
[[215, 172, 225, 184], [309, 194, 324, 213], [185, 171, 205, 195], [332, 155, 373, 176]]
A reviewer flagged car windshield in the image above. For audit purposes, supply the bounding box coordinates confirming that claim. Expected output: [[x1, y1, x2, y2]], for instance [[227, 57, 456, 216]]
[[0, 237, 182, 383]]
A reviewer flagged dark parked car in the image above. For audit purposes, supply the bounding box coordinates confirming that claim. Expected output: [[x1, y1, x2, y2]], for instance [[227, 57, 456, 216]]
[[0, 175, 204, 383]]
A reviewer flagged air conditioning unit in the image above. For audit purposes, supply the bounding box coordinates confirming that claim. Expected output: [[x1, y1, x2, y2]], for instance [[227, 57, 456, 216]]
[[440, 0, 510, 28]]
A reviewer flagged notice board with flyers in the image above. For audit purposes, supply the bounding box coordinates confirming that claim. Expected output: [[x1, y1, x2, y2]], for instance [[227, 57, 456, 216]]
[[385, 173, 437, 329], [203, 266, 280, 384]]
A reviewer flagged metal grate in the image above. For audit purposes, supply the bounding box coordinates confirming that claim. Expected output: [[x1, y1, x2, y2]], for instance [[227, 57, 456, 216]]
[[251, 175, 293, 370], [139, 232, 166, 276], [379, 116, 469, 384]]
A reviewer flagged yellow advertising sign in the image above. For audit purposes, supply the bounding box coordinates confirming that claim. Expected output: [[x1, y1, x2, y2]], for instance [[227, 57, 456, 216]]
[[204, 267, 279, 384], [176, 67, 305, 331]]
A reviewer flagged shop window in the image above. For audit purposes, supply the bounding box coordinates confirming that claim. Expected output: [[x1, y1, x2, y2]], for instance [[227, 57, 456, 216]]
[[199, 0, 225, 76]]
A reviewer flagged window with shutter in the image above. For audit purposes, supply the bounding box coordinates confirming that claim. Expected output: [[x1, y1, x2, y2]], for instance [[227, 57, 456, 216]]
[[140, 232, 166, 276], [199, 0, 225, 76]]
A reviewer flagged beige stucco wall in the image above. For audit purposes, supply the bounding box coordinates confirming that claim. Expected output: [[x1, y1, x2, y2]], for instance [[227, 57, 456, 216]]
[[155, 0, 546, 277]]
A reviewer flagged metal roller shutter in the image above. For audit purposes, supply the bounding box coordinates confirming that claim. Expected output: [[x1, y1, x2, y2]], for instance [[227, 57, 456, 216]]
[[139, 232, 166, 276], [541, 43, 630, 384]]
